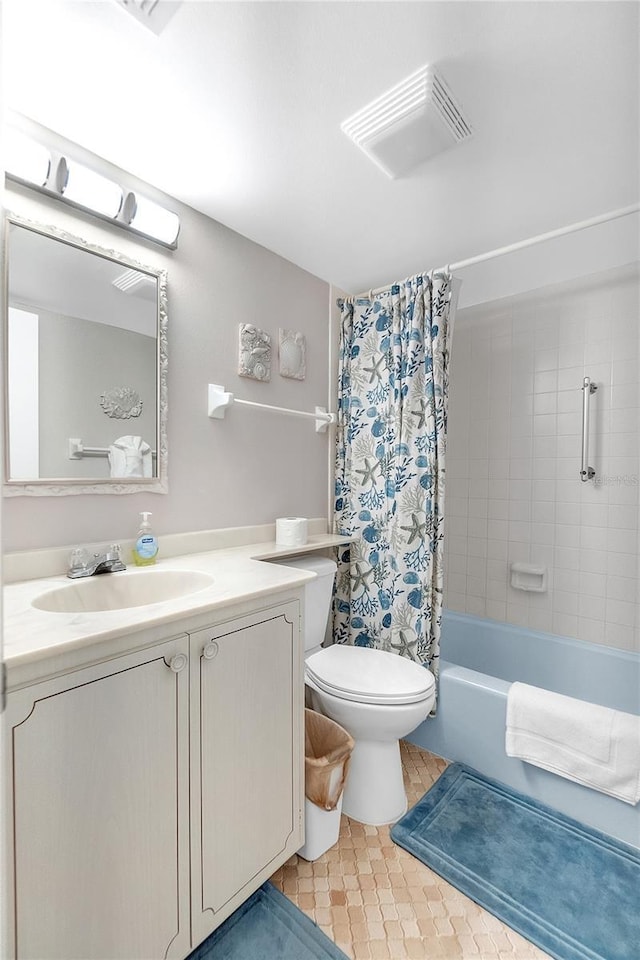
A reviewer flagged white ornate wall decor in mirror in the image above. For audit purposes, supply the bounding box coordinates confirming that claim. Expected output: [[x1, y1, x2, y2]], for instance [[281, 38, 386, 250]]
[[3, 214, 168, 495], [100, 386, 144, 419]]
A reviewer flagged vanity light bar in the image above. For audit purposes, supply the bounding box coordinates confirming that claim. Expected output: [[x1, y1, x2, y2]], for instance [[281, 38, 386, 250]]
[[4, 129, 51, 187], [4, 129, 180, 249]]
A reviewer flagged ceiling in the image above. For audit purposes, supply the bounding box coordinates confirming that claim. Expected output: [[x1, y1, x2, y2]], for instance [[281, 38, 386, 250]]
[[3, 1, 639, 294]]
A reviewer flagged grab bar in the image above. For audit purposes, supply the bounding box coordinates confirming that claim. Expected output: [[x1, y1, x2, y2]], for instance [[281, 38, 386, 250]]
[[580, 377, 597, 482]]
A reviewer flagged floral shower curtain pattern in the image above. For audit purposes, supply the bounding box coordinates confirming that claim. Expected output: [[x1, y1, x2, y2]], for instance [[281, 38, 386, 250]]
[[333, 272, 455, 690]]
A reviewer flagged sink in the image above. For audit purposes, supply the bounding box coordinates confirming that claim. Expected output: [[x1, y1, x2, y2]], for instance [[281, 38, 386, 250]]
[[32, 570, 215, 613]]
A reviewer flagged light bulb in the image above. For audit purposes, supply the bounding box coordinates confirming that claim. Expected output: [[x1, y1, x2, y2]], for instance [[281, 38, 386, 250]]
[[62, 161, 123, 218], [129, 194, 180, 245]]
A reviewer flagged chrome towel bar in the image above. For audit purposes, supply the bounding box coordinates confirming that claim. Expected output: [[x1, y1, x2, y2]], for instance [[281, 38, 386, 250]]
[[580, 377, 597, 482]]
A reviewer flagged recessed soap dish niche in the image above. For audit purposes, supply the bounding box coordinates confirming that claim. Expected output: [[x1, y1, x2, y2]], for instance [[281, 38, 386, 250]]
[[510, 563, 547, 593]]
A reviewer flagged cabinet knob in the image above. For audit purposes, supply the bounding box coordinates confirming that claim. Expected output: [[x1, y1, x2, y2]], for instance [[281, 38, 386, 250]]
[[167, 653, 188, 673], [202, 640, 219, 660]]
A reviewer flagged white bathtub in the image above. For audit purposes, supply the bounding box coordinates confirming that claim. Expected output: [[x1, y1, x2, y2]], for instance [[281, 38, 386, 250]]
[[408, 611, 640, 849]]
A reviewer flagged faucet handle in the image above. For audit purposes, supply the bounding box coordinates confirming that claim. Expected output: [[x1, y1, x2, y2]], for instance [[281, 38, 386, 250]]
[[69, 547, 89, 571], [107, 544, 126, 571]]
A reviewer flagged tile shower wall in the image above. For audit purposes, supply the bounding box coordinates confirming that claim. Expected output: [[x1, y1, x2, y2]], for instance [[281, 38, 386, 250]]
[[443, 263, 640, 653]]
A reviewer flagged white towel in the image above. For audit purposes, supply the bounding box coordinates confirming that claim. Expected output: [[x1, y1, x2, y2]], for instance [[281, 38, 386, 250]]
[[108, 436, 152, 478], [506, 681, 640, 805]]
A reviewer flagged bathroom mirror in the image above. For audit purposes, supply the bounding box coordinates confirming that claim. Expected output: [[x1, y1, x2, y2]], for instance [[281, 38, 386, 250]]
[[3, 214, 168, 495]]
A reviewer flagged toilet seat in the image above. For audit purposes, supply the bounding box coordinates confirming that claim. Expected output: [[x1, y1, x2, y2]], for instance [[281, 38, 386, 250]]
[[305, 646, 435, 706]]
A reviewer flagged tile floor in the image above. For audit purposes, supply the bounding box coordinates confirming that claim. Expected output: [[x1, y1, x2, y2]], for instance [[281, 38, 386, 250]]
[[271, 742, 551, 959]]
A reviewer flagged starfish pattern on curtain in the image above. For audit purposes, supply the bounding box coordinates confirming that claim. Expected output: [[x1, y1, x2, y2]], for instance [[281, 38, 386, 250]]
[[333, 272, 455, 702]]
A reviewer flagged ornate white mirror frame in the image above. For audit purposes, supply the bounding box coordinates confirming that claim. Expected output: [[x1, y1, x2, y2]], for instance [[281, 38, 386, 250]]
[[3, 213, 168, 496]]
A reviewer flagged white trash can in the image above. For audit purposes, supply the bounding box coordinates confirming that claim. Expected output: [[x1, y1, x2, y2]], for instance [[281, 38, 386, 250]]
[[298, 794, 344, 861]]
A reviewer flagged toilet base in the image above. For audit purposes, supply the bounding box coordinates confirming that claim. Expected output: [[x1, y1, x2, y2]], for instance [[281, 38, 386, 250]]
[[341, 738, 408, 826]]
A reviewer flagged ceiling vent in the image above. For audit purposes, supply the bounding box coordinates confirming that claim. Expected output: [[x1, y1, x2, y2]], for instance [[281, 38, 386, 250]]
[[112, 269, 157, 301], [341, 65, 472, 179], [114, 0, 182, 35]]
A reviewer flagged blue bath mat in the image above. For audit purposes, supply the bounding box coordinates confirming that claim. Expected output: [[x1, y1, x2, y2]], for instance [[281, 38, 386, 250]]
[[187, 882, 348, 960], [390, 763, 640, 960]]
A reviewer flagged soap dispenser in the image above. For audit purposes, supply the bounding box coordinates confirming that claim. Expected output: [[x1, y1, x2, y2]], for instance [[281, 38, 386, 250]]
[[132, 512, 159, 566]]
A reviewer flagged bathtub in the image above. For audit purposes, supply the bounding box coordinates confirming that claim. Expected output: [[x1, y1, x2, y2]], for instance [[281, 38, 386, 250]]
[[408, 611, 640, 849]]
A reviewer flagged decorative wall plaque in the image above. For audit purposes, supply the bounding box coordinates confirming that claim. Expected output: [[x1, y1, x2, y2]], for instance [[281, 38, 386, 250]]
[[238, 323, 272, 381], [100, 386, 143, 419], [279, 329, 306, 380]]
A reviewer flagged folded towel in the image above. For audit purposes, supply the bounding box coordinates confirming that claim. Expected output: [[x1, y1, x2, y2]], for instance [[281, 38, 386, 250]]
[[506, 681, 640, 805], [108, 435, 152, 478]]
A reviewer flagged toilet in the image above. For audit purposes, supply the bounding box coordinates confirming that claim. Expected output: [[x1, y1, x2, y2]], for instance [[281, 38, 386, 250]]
[[273, 555, 436, 826]]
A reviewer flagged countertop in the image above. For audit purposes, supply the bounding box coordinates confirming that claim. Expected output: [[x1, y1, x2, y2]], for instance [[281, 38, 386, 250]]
[[3, 533, 351, 673]]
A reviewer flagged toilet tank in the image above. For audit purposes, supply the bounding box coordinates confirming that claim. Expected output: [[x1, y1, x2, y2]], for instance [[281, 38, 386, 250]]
[[271, 555, 337, 654]]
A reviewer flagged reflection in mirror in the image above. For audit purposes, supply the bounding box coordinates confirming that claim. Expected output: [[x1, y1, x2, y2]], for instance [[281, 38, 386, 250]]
[[4, 214, 167, 495]]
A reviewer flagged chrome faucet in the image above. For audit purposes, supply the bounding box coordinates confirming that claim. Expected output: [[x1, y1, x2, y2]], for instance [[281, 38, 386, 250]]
[[67, 544, 127, 579]]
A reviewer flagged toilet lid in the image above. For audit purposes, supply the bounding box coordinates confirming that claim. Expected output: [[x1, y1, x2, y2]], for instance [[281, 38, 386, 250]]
[[305, 646, 435, 706]]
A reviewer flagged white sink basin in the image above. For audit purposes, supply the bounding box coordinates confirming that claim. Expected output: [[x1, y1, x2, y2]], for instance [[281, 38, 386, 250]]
[[32, 570, 215, 613]]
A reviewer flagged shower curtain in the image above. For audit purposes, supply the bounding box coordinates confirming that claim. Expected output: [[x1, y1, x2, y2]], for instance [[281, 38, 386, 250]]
[[333, 271, 456, 693]]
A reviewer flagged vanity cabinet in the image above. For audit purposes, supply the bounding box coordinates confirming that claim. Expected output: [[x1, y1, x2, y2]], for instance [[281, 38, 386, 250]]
[[4, 634, 192, 960], [3, 597, 303, 960], [189, 601, 303, 944]]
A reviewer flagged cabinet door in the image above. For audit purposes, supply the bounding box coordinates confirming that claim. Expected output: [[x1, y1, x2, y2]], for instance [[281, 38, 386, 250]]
[[3, 637, 191, 960], [190, 602, 303, 943]]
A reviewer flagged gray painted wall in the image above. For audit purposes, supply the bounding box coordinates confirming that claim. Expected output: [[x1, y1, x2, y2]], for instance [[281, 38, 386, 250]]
[[36, 311, 157, 479]]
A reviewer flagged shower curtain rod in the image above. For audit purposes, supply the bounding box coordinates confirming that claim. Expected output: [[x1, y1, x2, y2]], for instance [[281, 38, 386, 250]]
[[353, 202, 640, 299]]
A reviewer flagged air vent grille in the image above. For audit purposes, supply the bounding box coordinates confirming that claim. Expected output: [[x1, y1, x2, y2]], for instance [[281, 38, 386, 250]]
[[115, 0, 182, 35], [341, 66, 472, 179], [112, 269, 157, 301], [431, 73, 472, 141]]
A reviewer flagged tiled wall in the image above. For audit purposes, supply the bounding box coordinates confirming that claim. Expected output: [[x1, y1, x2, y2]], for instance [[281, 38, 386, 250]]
[[443, 263, 639, 652]]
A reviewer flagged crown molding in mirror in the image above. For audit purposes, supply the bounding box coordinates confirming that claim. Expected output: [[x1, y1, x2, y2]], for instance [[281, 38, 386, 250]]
[[3, 212, 168, 496]]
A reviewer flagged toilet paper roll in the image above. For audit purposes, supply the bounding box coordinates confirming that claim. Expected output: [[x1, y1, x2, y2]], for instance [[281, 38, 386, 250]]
[[275, 517, 308, 547]]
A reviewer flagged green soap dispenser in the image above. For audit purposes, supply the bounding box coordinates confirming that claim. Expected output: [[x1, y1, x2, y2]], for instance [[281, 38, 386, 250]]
[[133, 511, 159, 566]]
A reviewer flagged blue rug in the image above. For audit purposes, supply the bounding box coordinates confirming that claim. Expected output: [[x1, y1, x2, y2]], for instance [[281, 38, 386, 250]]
[[187, 882, 348, 960], [390, 763, 640, 960]]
